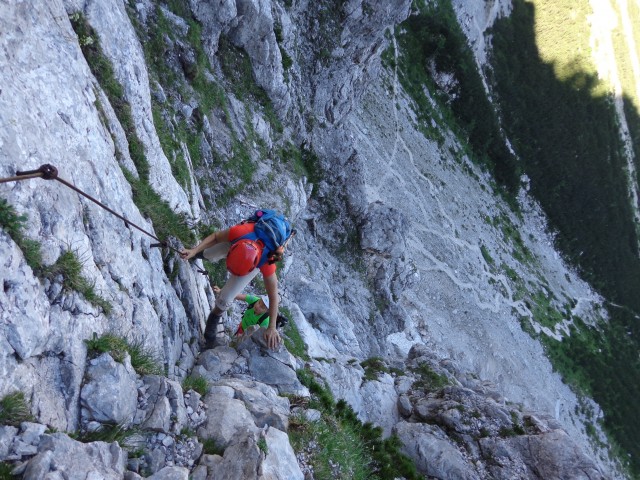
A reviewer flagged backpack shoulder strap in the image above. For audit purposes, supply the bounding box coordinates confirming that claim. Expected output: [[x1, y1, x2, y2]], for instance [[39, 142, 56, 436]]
[[257, 312, 270, 326]]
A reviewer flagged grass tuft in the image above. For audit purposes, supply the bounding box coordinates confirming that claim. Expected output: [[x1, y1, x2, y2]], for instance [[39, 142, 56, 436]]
[[202, 438, 224, 455], [0, 392, 33, 426], [360, 357, 389, 381], [45, 249, 112, 314], [290, 367, 421, 480], [182, 376, 209, 396], [85, 332, 162, 375], [0, 198, 43, 271], [70, 11, 195, 250], [281, 307, 309, 361], [411, 363, 451, 391], [75, 422, 138, 444], [0, 462, 15, 480], [257, 436, 268, 455]]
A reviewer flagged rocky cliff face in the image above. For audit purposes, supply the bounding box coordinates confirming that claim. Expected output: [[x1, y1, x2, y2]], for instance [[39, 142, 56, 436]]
[[0, 0, 624, 478]]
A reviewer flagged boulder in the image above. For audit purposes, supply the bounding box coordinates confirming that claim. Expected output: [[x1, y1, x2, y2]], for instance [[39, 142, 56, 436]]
[[0, 426, 18, 460], [140, 375, 188, 433], [145, 465, 190, 480], [217, 378, 290, 431], [144, 396, 172, 433], [248, 355, 306, 396], [359, 201, 408, 257], [80, 353, 138, 426], [197, 392, 258, 449], [206, 433, 263, 480], [394, 421, 478, 480], [22, 433, 126, 480], [261, 426, 305, 480], [479, 430, 604, 480]]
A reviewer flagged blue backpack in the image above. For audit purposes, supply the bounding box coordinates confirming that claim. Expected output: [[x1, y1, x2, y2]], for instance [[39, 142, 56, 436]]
[[238, 209, 293, 266]]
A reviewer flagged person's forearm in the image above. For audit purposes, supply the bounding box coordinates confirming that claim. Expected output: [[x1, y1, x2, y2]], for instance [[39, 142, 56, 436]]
[[269, 294, 280, 329], [192, 229, 230, 255], [264, 275, 279, 329], [192, 231, 219, 255]]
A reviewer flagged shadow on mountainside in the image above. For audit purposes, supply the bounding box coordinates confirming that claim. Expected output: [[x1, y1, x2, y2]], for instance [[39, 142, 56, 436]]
[[489, 0, 640, 475]]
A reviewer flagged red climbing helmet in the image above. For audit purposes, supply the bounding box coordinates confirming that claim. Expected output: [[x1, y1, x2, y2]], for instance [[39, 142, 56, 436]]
[[226, 239, 262, 276]]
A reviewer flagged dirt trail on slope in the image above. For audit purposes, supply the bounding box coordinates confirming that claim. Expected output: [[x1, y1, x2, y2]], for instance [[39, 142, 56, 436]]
[[348, 33, 616, 475]]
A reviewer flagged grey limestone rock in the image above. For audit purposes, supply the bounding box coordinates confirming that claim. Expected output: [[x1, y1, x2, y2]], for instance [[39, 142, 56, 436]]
[[145, 465, 190, 479], [205, 434, 262, 480], [190, 464, 208, 480], [398, 394, 413, 418], [260, 426, 305, 480], [359, 201, 408, 258], [144, 396, 172, 433], [196, 347, 237, 378], [197, 392, 258, 449], [80, 353, 138, 426], [0, 0, 621, 477], [22, 433, 126, 480], [248, 354, 306, 396], [479, 430, 605, 480], [227, 0, 290, 114], [235, 330, 308, 396], [394, 421, 479, 480], [204, 426, 302, 480], [0, 426, 18, 460], [139, 375, 188, 434], [217, 378, 290, 431]]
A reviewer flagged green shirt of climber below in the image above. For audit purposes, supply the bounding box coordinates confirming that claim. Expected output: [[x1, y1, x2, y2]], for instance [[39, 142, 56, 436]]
[[212, 286, 270, 336], [237, 294, 270, 335]]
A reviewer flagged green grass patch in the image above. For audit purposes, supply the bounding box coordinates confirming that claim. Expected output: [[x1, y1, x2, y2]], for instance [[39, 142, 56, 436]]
[[151, 104, 193, 189], [257, 436, 268, 455], [411, 363, 450, 391], [290, 367, 421, 480], [230, 138, 256, 184], [539, 311, 640, 477], [85, 332, 163, 375], [393, 0, 521, 194], [0, 198, 43, 271], [281, 307, 309, 361], [139, 4, 226, 172], [491, 214, 535, 265], [360, 357, 389, 381], [289, 413, 376, 480], [71, 11, 195, 250], [202, 438, 224, 455], [297, 367, 335, 411], [490, 4, 640, 472], [121, 170, 195, 247], [45, 250, 112, 314], [0, 462, 15, 480], [278, 142, 306, 179], [0, 392, 33, 426], [182, 375, 209, 396], [480, 244, 494, 267], [528, 290, 565, 329], [70, 12, 150, 180], [218, 36, 282, 133], [75, 422, 138, 444]]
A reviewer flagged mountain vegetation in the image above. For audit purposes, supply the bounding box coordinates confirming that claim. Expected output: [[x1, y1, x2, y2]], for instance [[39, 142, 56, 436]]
[[490, 2, 640, 474], [1, 0, 639, 477], [392, 0, 640, 476]]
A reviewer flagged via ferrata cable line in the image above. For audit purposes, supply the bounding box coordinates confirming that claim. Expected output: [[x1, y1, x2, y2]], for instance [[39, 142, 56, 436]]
[[1, 164, 208, 275]]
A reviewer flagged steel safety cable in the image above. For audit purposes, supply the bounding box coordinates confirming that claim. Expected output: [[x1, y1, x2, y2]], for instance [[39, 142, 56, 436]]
[[1, 164, 208, 275]]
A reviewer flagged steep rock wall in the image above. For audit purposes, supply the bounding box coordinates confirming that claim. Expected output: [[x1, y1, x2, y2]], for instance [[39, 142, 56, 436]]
[[0, 0, 211, 431], [0, 0, 623, 478]]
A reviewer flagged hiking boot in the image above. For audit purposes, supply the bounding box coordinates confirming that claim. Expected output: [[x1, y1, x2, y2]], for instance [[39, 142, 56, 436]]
[[203, 311, 221, 350]]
